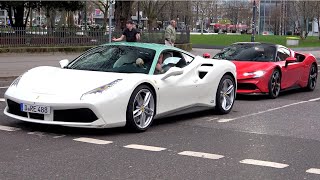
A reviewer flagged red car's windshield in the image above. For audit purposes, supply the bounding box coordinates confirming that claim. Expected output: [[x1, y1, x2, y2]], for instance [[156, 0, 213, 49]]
[[214, 44, 277, 62]]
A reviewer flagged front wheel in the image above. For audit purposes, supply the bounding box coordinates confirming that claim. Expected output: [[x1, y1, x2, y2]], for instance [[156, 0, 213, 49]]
[[215, 74, 236, 114], [126, 85, 156, 132], [268, 69, 281, 99], [305, 64, 318, 91]]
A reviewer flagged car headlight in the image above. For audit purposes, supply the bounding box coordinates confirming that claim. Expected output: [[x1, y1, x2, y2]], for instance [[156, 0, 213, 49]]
[[243, 70, 265, 78], [80, 79, 122, 100]]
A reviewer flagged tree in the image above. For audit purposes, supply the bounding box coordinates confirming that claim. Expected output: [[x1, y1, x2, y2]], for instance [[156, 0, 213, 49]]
[[293, 1, 315, 39], [0, 1, 39, 27], [92, 0, 110, 29], [0, 1, 84, 28], [114, 1, 133, 30], [140, 0, 168, 31]]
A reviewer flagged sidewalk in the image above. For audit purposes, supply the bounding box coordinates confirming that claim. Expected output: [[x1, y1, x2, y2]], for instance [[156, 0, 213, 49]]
[[0, 48, 319, 79]]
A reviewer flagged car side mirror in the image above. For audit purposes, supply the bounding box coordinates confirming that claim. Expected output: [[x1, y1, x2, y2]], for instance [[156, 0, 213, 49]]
[[161, 67, 184, 80], [59, 59, 70, 68], [285, 57, 297, 67], [203, 53, 211, 58]]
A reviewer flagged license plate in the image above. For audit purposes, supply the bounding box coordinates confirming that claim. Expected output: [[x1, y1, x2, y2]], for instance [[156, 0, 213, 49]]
[[20, 103, 51, 115]]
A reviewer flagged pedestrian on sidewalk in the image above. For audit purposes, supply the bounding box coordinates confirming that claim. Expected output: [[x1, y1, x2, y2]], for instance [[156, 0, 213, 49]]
[[164, 20, 177, 46], [112, 20, 140, 42]]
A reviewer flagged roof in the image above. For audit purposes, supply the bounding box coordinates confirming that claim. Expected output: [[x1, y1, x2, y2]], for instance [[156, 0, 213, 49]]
[[101, 42, 190, 54]]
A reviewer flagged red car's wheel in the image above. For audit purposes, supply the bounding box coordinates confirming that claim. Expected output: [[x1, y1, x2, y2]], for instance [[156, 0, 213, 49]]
[[305, 64, 318, 91], [268, 69, 281, 99]]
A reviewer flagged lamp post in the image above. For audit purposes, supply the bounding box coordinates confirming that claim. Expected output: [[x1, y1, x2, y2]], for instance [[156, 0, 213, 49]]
[[109, 0, 115, 43], [251, 0, 256, 42], [137, 1, 140, 28]]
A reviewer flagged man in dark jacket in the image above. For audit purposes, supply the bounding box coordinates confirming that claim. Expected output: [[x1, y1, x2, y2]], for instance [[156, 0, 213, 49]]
[[112, 20, 140, 42]]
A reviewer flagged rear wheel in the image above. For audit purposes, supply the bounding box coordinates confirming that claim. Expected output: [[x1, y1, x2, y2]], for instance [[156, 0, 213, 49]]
[[215, 74, 236, 114], [268, 69, 281, 99], [126, 85, 155, 132], [305, 64, 317, 91]]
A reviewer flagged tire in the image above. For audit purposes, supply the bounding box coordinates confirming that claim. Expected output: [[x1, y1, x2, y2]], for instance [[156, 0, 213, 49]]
[[305, 64, 318, 91], [126, 85, 156, 132], [215, 74, 236, 114], [268, 69, 281, 99]]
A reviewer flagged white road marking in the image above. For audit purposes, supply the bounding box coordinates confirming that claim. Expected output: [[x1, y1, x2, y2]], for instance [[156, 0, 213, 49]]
[[124, 144, 166, 152], [53, 135, 66, 139], [27, 131, 46, 137], [178, 151, 224, 160], [73, 137, 113, 145], [0, 98, 5, 102], [308, 97, 320, 102], [216, 97, 320, 123], [239, 159, 289, 169], [306, 168, 320, 175], [0, 86, 9, 89], [0, 125, 20, 132], [206, 117, 219, 122]]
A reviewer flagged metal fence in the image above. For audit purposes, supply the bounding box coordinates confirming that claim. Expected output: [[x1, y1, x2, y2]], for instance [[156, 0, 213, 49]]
[[0, 27, 190, 48]]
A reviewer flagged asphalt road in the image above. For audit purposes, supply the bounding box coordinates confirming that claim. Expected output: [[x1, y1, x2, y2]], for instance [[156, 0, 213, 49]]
[[0, 72, 320, 179], [0, 50, 320, 179]]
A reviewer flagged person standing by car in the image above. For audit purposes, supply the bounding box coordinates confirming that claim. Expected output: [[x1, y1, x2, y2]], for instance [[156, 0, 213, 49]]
[[112, 20, 140, 42], [164, 20, 176, 46]]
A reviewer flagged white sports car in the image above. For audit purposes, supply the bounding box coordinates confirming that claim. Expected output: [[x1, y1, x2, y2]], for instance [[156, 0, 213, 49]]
[[4, 42, 236, 131]]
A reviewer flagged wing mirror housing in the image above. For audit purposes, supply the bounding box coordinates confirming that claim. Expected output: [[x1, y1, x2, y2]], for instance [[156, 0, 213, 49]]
[[203, 53, 211, 58], [59, 59, 70, 68], [161, 67, 184, 80], [285, 57, 297, 67]]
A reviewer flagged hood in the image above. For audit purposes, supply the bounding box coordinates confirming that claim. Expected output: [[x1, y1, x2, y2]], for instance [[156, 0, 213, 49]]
[[232, 61, 275, 79], [15, 66, 146, 98]]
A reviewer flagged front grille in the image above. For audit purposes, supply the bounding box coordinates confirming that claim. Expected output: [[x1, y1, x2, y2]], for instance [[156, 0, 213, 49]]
[[238, 83, 257, 90], [54, 108, 98, 123], [7, 99, 28, 117], [29, 113, 44, 120]]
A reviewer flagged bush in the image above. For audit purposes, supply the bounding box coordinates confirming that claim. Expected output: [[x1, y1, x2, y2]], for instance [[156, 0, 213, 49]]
[[286, 31, 293, 35]]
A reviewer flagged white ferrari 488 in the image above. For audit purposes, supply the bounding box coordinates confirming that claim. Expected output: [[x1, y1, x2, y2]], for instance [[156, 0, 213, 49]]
[[4, 42, 236, 131]]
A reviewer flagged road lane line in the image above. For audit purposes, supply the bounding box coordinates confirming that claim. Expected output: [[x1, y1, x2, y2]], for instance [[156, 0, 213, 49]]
[[0, 125, 20, 132], [216, 98, 320, 123], [124, 144, 166, 152], [306, 168, 320, 175], [239, 159, 289, 169], [206, 117, 219, 122], [0, 86, 9, 89], [73, 137, 113, 145], [308, 97, 320, 102], [0, 98, 5, 102], [178, 151, 224, 160]]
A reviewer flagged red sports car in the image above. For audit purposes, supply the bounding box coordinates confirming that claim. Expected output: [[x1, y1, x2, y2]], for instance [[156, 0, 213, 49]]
[[213, 42, 318, 98]]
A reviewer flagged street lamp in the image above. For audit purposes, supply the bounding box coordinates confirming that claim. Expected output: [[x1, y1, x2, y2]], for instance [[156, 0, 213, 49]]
[[251, 0, 256, 42], [109, 0, 115, 43]]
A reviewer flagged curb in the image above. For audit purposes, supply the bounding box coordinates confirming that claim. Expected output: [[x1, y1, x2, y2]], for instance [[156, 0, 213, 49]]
[[0, 76, 18, 81], [193, 44, 320, 51], [0, 43, 193, 54]]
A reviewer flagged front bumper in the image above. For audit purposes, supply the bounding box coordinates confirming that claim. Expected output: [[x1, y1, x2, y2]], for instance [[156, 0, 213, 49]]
[[237, 78, 269, 94], [3, 96, 123, 128]]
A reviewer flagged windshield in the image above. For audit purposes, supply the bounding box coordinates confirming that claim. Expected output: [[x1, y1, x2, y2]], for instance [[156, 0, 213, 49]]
[[213, 44, 276, 62], [68, 45, 156, 74]]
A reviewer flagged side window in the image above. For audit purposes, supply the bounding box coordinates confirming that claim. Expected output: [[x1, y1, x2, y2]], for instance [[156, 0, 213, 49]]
[[277, 48, 290, 61], [153, 51, 187, 75], [182, 53, 194, 64]]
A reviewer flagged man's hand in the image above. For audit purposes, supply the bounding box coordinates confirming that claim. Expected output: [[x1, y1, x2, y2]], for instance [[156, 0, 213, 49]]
[[156, 63, 162, 71]]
